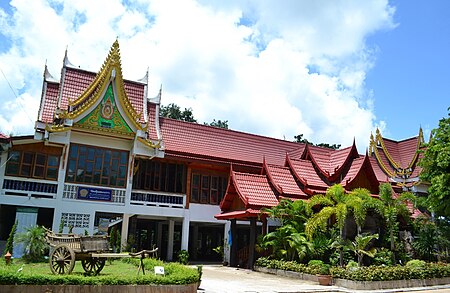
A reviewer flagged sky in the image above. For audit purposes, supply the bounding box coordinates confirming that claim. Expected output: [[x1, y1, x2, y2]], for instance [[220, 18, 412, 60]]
[[0, 0, 449, 152]]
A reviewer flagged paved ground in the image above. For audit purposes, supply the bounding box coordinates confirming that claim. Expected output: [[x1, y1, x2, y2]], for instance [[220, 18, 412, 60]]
[[197, 265, 450, 293]]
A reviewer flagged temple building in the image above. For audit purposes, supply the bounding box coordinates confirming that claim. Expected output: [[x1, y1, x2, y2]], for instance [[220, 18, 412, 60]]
[[0, 41, 426, 265]]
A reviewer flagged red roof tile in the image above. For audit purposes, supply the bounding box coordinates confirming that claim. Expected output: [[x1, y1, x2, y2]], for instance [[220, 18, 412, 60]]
[[287, 157, 328, 189], [264, 163, 307, 197], [232, 171, 279, 208], [39, 81, 60, 123], [382, 136, 419, 169], [368, 156, 390, 182], [160, 117, 300, 166]]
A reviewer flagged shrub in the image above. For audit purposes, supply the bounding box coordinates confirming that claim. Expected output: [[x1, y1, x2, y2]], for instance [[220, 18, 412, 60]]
[[373, 248, 394, 266], [14, 226, 47, 262], [330, 263, 450, 281], [406, 259, 426, 268], [177, 250, 189, 265], [3, 221, 17, 256]]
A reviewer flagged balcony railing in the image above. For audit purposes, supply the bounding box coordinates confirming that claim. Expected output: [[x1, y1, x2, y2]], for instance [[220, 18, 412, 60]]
[[2, 178, 57, 199], [131, 190, 185, 208]]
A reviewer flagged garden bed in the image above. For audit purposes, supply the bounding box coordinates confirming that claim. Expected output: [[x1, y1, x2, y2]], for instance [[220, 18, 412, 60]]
[[0, 258, 200, 291]]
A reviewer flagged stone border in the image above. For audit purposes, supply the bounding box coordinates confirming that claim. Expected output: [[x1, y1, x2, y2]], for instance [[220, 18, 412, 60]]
[[254, 266, 450, 290], [0, 283, 198, 293], [333, 277, 450, 290]]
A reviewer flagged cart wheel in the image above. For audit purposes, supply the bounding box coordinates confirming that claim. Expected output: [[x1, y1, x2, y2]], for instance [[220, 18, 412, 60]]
[[49, 244, 75, 275], [81, 257, 106, 275]]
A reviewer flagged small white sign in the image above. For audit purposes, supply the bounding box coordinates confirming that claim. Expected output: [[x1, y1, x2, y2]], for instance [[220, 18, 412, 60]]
[[154, 266, 165, 275]]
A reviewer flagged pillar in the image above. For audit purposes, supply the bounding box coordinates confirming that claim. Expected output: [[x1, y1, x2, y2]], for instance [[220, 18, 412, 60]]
[[230, 219, 237, 267], [166, 219, 175, 261], [120, 214, 131, 252], [181, 212, 190, 251], [248, 218, 256, 269], [191, 224, 199, 260], [223, 221, 231, 264]]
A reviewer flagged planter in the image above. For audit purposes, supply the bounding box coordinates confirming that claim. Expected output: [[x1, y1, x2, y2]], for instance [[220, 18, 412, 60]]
[[317, 274, 332, 286]]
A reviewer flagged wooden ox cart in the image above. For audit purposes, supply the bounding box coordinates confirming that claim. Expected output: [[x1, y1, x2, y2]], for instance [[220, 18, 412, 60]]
[[45, 228, 157, 275]]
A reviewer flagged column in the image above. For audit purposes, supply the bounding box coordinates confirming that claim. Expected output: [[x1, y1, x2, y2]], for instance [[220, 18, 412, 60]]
[[166, 219, 175, 261], [181, 212, 190, 251], [223, 221, 231, 265], [230, 219, 237, 267], [191, 224, 199, 260], [120, 214, 131, 252], [248, 218, 256, 269]]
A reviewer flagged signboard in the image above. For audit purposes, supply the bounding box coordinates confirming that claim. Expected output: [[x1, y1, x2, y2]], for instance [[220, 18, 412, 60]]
[[77, 187, 112, 201], [154, 266, 165, 275]]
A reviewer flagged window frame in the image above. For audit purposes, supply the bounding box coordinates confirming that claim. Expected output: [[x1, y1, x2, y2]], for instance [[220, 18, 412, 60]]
[[66, 143, 129, 188], [5, 150, 60, 181]]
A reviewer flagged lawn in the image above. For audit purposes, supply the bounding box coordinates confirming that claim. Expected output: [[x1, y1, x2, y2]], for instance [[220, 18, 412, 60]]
[[0, 258, 200, 285]]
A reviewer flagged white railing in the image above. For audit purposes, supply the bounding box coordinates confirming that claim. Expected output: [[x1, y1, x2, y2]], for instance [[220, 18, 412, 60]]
[[63, 183, 126, 204], [2, 177, 57, 199], [130, 190, 185, 208]]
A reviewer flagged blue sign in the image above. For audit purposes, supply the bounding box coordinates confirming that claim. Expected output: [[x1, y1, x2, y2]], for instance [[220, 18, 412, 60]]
[[77, 187, 112, 201]]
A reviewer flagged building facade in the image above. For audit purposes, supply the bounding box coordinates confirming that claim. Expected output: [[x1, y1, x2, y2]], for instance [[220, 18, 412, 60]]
[[0, 41, 426, 264]]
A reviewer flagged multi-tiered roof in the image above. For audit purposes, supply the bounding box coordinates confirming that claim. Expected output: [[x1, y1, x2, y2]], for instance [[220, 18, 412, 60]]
[[33, 41, 425, 219]]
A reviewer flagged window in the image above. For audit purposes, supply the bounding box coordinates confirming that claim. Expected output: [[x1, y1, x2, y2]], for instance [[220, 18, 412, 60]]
[[66, 143, 128, 188], [132, 159, 186, 193], [190, 172, 228, 205], [5, 150, 60, 181]]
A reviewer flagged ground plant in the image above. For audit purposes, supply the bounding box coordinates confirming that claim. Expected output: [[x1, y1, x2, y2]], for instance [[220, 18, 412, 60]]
[[0, 258, 200, 285]]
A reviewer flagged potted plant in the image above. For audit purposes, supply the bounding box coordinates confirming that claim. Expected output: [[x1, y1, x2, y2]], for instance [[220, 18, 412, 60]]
[[317, 263, 332, 286]]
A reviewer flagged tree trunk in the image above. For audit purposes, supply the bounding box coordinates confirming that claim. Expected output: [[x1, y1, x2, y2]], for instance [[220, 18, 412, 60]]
[[390, 226, 396, 264], [339, 228, 344, 267]]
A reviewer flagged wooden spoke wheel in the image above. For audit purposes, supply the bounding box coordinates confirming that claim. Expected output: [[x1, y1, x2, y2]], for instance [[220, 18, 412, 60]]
[[81, 257, 106, 275], [49, 244, 75, 275]]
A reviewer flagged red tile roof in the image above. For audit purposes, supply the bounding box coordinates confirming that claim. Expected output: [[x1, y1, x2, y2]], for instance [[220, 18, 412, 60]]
[[232, 171, 279, 208], [39, 81, 60, 123], [159, 117, 301, 166], [264, 162, 307, 197], [287, 157, 329, 189], [382, 136, 419, 169]]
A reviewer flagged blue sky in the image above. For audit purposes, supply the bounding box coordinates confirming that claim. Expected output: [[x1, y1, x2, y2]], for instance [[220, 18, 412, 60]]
[[366, 0, 450, 140], [0, 0, 448, 150]]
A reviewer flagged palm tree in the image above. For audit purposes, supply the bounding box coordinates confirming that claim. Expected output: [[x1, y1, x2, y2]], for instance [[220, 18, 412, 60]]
[[378, 183, 414, 263], [305, 184, 379, 266], [15, 225, 47, 262]]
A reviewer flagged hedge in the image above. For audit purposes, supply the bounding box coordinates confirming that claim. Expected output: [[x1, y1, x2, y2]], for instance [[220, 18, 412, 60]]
[[256, 257, 450, 282]]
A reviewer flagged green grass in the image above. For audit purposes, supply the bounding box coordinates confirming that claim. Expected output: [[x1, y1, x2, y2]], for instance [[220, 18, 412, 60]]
[[0, 258, 200, 285]]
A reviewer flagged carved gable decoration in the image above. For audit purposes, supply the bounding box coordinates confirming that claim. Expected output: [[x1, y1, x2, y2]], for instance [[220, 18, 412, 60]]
[[76, 83, 134, 136]]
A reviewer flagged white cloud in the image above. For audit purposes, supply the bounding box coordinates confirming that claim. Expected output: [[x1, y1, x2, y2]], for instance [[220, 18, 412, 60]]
[[0, 0, 396, 151]]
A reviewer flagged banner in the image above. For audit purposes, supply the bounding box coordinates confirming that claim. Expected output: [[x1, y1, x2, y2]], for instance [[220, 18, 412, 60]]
[[77, 187, 112, 201]]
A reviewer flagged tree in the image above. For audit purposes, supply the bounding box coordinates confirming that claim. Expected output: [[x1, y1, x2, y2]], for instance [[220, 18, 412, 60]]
[[14, 225, 47, 262], [419, 107, 450, 218], [205, 119, 228, 129], [293, 134, 341, 149], [160, 103, 197, 122], [378, 183, 413, 264], [4, 221, 17, 256], [305, 185, 379, 266]]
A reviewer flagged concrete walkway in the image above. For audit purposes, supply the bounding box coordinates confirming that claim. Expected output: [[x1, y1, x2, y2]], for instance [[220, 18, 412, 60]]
[[197, 265, 450, 293]]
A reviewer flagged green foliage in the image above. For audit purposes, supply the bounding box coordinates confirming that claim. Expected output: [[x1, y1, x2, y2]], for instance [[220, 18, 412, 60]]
[[330, 262, 450, 281], [205, 119, 228, 129], [345, 233, 378, 266], [160, 103, 197, 123], [4, 221, 17, 256], [373, 248, 394, 266], [255, 257, 331, 275], [293, 134, 341, 149], [14, 225, 47, 262], [260, 199, 312, 262], [0, 259, 200, 285], [177, 250, 189, 265], [412, 217, 441, 261], [405, 259, 426, 268], [58, 220, 64, 233], [419, 108, 450, 218]]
